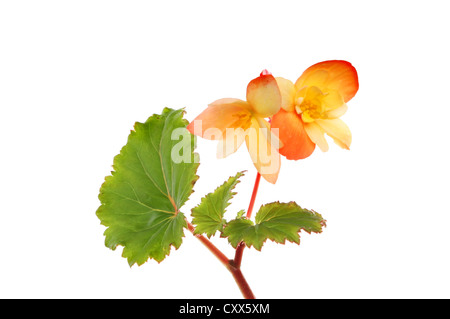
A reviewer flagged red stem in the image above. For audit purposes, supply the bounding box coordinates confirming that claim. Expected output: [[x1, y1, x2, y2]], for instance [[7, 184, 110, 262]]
[[186, 221, 255, 299], [233, 242, 245, 269], [184, 170, 262, 298], [234, 172, 261, 268], [187, 221, 229, 267], [246, 172, 261, 218], [229, 264, 255, 299]]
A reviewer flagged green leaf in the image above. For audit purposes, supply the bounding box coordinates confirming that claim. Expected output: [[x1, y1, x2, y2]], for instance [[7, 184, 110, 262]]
[[96, 108, 199, 266], [191, 171, 245, 238], [235, 209, 246, 219], [222, 201, 326, 250]]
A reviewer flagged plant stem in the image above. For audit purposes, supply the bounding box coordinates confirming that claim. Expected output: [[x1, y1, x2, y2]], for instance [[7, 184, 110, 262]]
[[186, 221, 229, 267], [228, 262, 255, 299], [233, 242, 245, 269], [186, 221, 255, 299], [234, 172, 261, 268], [246, 172, 261, 218]]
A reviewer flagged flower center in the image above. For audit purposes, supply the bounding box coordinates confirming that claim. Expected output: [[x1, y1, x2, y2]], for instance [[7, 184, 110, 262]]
[[294, 86, 327, 122], [234, 110, 253, 129]]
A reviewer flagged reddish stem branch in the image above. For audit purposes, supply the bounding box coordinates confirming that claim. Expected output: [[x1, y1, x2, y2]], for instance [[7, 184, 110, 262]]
[[246, 172, 261, 218], [186, 221, 255, 299], [185, 170, 262, 298], [234, 172, 261, 268], [233, 242, 245, 269], [228, 264, 255, 299], [186, 221, 229, 267]]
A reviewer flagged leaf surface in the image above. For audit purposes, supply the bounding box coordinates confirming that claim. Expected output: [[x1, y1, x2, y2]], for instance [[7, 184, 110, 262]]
[[191, 171, 245, 238], [96, 108, 199, 266], [223, 202, 326, 250]]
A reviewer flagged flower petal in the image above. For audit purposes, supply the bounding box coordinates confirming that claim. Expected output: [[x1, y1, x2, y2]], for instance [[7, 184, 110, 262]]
[[255, 116, 283, 149], [295, 60, 359, 103], [216, 127, 246, 158], [325, 103, 348, 118], [304, 122, 329, 152], [187, 99, 251, 140], [271, 109, 316, 160], [246, 73, 281, 117], [322, 89, 345, 111], [315, 118, 352, 150], [275, 77, 296, 112], [245, 118, 280, 184]]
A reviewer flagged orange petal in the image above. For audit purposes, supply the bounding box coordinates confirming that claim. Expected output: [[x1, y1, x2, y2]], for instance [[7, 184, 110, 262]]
[[245, 118, 280, 184], [246, 74, 281, 117], [271, 109, 316, 160], [187, 99, 252, 140], [295, 60, 359, 103]]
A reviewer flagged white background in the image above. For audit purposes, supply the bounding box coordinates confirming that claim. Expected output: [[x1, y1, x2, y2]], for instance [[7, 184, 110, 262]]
[[1, 0, 449, 299]]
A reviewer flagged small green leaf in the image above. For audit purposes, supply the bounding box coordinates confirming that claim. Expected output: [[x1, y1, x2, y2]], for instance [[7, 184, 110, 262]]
[[235, 210, 246, 219], [222, 218, 255, 248], [222, 201, 326, 250], [96, 108, 199, 266], [191, 171, 245, 238]]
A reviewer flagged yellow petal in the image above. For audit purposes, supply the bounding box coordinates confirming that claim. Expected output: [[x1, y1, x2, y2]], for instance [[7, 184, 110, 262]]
[[304, 122, 329, 152], [275, 77, 295, 112], [255, 116, 283, 149], [322, 89, 345, 111], [315, 118, 352, 150], [187, 98, 252, 140], [296, 69, 329, 89], [216, 127, 246, 158], [246, 74, 281, 117], [208, 98, 250, 109], [325, 103, 348, 119], [245, 118, 280, 184]]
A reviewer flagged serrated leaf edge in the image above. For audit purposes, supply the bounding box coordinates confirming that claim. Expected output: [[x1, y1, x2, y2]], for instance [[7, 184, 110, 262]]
[[191, 171, 246, 238], [96, 107, 200, 266], [222, 201, 326, 251]]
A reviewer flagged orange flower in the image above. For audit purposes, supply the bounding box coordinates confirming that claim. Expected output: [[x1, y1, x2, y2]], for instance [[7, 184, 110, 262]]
[[187, 71, 282, 184], [271, 60, 359, 160]]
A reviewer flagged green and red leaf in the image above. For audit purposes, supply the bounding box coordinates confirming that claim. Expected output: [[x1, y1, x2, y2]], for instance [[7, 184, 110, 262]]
[[223, 201, 326, 250]]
